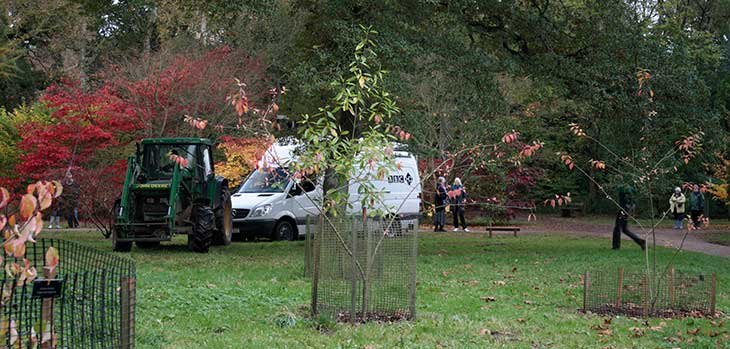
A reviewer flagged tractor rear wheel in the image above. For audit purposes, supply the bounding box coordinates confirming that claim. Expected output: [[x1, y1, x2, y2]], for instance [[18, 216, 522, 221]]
[[188, 204, 214, 253], [213, 187, 233, 246]]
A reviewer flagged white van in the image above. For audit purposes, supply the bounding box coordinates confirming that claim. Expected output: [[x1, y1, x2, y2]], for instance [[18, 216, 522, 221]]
[[231, 141, 421, 240]]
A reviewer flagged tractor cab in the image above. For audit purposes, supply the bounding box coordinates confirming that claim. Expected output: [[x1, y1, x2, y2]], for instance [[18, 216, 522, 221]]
[[137, 141, 211, 182], [112, 137, 232, 253]]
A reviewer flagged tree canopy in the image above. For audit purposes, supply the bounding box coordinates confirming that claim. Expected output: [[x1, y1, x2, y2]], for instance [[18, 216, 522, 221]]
[[2, 0, 730, 215]]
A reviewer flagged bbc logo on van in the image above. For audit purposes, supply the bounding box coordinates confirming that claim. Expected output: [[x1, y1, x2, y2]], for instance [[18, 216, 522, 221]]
[[388, 173, 413, 186]]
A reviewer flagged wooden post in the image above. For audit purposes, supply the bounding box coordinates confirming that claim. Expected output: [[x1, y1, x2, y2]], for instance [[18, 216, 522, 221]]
[[120, 276, 135, 349], [350, 219, 358, 322], [668, 267, 675, 309], [710, 273, 717, 315], [40, 266, 57, 349], [488, 227, 493, 238], [311, 215, 322, 315], [641, 274, 649, 317], [583, 271, 589, 313], [513, 228, 517, 237], [615, 267, 624, 309]]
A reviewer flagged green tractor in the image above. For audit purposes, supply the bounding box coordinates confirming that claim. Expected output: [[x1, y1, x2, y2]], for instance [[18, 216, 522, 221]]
[[112, 138, 233, 253]]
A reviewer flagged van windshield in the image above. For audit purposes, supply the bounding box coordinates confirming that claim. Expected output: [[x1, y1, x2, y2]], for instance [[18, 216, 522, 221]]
[[238, 168, 290, 193]]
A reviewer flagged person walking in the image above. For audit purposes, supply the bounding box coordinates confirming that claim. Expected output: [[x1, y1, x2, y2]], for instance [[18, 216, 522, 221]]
[[668, 187, 686, 229], [689, 184, 705, 229], [48, 196, 62, 229], [433, 177, 448, 232], [612, 184, 645, 250], [63, 173, 81, 228], [450, 178, 468, 232]]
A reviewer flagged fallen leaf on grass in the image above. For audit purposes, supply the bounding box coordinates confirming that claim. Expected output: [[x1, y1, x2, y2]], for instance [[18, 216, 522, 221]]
[[479, 328, 491, 335], [629, 327, 644, 337], [481, 296, 496, 302], [493, 280, 506, 286], [511, 266, 518, 273], [441, 271, 449, 277], [207, 283, 217, 289], [516, 318, 526, 323], [664, 336, 681, 343], [603, 318, 612, 325], [710, 320, 724, 327], [524, 300, 533, 305], [597, 328, 613, 337], [687, 328, 701, 335]]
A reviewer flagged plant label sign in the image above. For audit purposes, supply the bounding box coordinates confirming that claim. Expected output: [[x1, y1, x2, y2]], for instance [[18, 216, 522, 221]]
[[31, 279, 64, 299]]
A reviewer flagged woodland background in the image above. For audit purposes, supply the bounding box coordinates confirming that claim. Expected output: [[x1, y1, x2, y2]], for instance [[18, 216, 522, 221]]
[[2, 0, 730, 220]]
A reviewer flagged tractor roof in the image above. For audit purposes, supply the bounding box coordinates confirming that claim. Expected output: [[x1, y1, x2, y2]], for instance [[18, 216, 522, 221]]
[[141, 137, 213, 145]]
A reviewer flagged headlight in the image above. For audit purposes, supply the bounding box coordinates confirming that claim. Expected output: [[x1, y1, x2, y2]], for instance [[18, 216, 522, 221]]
[[251, 204, 272, 217]]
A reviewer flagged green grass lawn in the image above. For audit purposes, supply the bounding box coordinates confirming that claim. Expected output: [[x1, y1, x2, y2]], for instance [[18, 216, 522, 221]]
[[50, 231, 730, 348]]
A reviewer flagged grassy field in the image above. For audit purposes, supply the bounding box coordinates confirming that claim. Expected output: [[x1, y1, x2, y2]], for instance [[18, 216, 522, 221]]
[[51, 231, 730, 348]]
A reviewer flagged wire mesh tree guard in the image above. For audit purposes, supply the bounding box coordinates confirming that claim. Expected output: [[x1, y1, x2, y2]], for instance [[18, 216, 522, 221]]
[[305, 215, 418, 323], [1, 239, 136, 348], [583, 267, 717, 318]]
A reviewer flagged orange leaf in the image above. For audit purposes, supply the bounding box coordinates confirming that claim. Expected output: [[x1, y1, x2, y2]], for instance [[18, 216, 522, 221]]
[[38, 189, 53, 211], [45, 246, 59, 268], [550, 199, 556, 208], [0, 187, 9, 210], [34, 213, 43, 236], [51, 181, 63, 198], [19, 194, 37, 220], [8, 214, 15, 227], [272, 103, 279, 114], [0, 214, 6, 231], [26, 183, 36, 194], [13, 242, 26, 258]]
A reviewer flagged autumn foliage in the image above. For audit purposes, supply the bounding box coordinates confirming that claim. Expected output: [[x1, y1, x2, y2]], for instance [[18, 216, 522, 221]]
[[214, 137, 272, 187], [10, 47, 274, 228]]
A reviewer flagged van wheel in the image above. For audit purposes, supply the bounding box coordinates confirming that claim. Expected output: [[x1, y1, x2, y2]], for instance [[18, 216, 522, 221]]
[[273, 220, 297, 241]]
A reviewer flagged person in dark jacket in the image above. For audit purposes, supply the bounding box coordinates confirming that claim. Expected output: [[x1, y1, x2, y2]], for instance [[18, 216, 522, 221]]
[[450, 177, 468, 232], [612, 184, 645, 250], [63, 173, 81, 228], [433, 177, 448, 232], [689, 184, 705, 229]]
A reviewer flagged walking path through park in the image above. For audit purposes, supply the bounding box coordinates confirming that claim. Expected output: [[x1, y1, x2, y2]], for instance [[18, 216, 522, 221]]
[[456, 216, 730, 258]]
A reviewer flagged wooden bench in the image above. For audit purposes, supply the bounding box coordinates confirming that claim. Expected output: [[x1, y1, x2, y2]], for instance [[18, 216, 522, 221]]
[[486, 226, 520, 238], [561, 202, 585, 218]]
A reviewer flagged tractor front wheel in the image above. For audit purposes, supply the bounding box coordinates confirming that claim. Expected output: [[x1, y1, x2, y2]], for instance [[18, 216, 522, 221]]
[[112, 227, 133, 252], [213, 188, 233, 246], [111, 200, 132, 252], [188, 205, 214, 253]]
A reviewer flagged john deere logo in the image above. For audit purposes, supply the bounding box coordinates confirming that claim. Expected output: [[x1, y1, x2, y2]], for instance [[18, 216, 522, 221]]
[[405, 173, 413, 186]]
